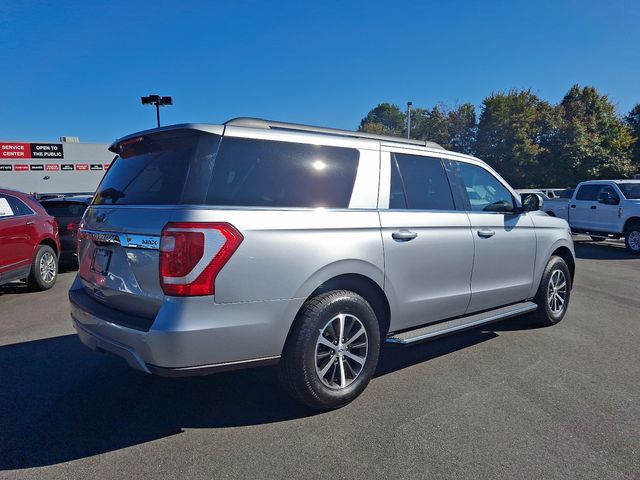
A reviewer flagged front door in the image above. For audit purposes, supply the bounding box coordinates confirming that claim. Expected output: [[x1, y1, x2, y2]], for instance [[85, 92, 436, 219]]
[[444, 160, 536, 313]]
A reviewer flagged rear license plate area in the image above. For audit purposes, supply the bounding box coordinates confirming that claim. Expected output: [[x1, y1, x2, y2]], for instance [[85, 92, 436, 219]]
[[90, 248, 112, 276]]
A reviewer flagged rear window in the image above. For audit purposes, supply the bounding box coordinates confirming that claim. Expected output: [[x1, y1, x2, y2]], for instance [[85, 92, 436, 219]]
[[95, 131, 360, 208], [42, 201, 88, 217], [94, 130, 221, 205]]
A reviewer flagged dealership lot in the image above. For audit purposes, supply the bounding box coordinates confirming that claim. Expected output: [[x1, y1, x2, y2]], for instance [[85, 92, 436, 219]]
[[0, 239, 638, 480]]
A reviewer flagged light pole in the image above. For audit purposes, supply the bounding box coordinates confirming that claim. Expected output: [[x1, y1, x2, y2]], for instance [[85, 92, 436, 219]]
[[406, 101, 412, 138], [141, 94, 173, 128]]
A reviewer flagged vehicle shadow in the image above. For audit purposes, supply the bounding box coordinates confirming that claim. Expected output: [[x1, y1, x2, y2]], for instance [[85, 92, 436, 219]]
[[0, 315, 541, 470], [574, 240, 638, 260], [0, 282, 31, 295]]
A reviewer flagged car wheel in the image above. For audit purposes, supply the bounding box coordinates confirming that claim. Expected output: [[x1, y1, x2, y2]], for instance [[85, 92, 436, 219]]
[[279, 290, 380, 411], [27, 245, 58, 291], [624, 223, 640, 254], [532, 256, 571, 326]]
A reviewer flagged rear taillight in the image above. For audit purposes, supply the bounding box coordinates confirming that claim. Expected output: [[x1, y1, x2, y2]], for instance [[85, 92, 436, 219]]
[[159, 222, 243, 296], [67, 222, 79, 232]]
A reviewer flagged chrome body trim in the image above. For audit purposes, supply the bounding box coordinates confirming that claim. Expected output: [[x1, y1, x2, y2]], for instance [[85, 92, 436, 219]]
[[79, 229, 160, 250]]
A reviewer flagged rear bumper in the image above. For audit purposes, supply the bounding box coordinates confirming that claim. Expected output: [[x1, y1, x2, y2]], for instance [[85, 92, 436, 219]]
[[69, 276, 304, 375]]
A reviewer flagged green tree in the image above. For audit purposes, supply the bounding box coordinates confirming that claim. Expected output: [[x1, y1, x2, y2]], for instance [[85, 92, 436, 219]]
[[358, 103, 405, 136], [626, 103, 640, 171], [411, 103, 477, 153], [474, 89, 555, 187], [411, 105, 449, 144], [447, 103, 477, 155], [551, 85, 635, 184]]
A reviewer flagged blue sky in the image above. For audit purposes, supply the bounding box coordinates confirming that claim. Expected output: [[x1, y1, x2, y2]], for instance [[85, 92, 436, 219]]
[[1, 0, 639, 143]]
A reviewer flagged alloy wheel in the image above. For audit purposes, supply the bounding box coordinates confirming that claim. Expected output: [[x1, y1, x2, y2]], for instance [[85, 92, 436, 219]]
[[39, 252, 56, 284], [546, 269, 567, 315], [315, 313, 368, 389], [628, 230, 640, 252]]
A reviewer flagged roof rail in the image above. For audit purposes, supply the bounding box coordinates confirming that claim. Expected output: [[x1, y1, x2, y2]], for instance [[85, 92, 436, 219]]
[[224, 117, 445, 150]]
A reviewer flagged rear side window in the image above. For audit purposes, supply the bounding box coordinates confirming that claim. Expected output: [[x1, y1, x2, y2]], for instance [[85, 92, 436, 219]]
[[617, 183, 640, 199], [94, 130, 221, 205], [0, 196, 15, 217], [575, 185, 600, 201], [42, 202, 88, 217], [389, 153, 454, 210], [206, 137, 359, 208], [0, 195, 33, 217]]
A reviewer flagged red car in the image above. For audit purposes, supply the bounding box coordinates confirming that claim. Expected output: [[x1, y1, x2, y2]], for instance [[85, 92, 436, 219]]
[[0, 188, 60, 290]]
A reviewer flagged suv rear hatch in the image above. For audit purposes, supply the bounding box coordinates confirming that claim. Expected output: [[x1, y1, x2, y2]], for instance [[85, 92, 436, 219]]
[[78, 127, 223, 328]]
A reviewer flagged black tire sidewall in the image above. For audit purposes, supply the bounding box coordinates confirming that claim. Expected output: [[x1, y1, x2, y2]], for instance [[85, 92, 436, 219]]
[[29, 245, 58, 290], [284, 291, 380, 410], [536, 256, 571, 325]]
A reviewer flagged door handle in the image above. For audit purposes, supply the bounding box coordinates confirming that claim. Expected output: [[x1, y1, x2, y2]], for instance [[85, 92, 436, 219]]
[[477, 229, 495, 238], [25, 221, 35, 225], [570, 204, 576, 208], [590, 205, 597, 210], [392, 230, 418, 241]]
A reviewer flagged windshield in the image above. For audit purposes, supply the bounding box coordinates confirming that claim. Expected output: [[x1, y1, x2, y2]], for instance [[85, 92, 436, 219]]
[[616, 183, 640, 199]]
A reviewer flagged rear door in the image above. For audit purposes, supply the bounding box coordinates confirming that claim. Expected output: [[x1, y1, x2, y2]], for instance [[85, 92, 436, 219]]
[[570, 184, 600, 230], [444, 160, 536, 313], [379, 149, 474, 331]]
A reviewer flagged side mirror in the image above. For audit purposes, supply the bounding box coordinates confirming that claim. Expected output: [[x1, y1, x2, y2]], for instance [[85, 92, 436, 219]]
[[520, 192, 543, 212]]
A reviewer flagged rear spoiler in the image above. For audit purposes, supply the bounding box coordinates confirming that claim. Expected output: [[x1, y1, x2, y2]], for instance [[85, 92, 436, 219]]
[[108, 124, 225, 154]]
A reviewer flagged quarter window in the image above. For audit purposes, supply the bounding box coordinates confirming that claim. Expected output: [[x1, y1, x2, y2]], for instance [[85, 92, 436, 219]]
[[389, 153, 455, 210]]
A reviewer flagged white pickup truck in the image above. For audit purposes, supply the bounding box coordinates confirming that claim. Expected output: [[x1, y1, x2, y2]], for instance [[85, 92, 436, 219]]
[[544, 180, 640, 254]]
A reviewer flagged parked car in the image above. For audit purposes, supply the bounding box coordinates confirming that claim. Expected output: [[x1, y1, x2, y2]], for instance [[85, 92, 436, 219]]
[[545, 180, 640, 253], [540, 188, 566, 199], [0, 188, 60, 290], [69, 118, 576, 410], [40, 195, 93, 264], [515, 189, 550, 201]]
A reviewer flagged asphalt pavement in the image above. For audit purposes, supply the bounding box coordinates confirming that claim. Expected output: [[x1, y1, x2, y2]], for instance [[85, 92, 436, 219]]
[[1, 239, 638, 479]]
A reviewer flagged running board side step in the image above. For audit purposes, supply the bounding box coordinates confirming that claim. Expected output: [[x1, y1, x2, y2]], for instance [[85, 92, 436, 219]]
[[386, 301, 538, 345]]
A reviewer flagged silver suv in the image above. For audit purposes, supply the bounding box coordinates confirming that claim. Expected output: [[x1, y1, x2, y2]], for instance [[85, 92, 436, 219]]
[[70, 118, 575, 410]]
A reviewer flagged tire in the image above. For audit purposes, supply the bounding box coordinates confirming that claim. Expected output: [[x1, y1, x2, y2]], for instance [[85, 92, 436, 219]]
[[27, 245, 58, 291], [531, 256, 571, 326], [624, 223, 640, 255], [278, 290, 381, 411]]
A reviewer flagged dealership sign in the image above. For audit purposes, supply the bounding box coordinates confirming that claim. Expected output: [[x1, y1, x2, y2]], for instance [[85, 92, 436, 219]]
[[1, 142, 64, 159]]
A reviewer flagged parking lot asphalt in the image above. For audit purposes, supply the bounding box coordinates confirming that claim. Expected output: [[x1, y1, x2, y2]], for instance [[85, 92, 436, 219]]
[[1, 239, 638, 480]]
